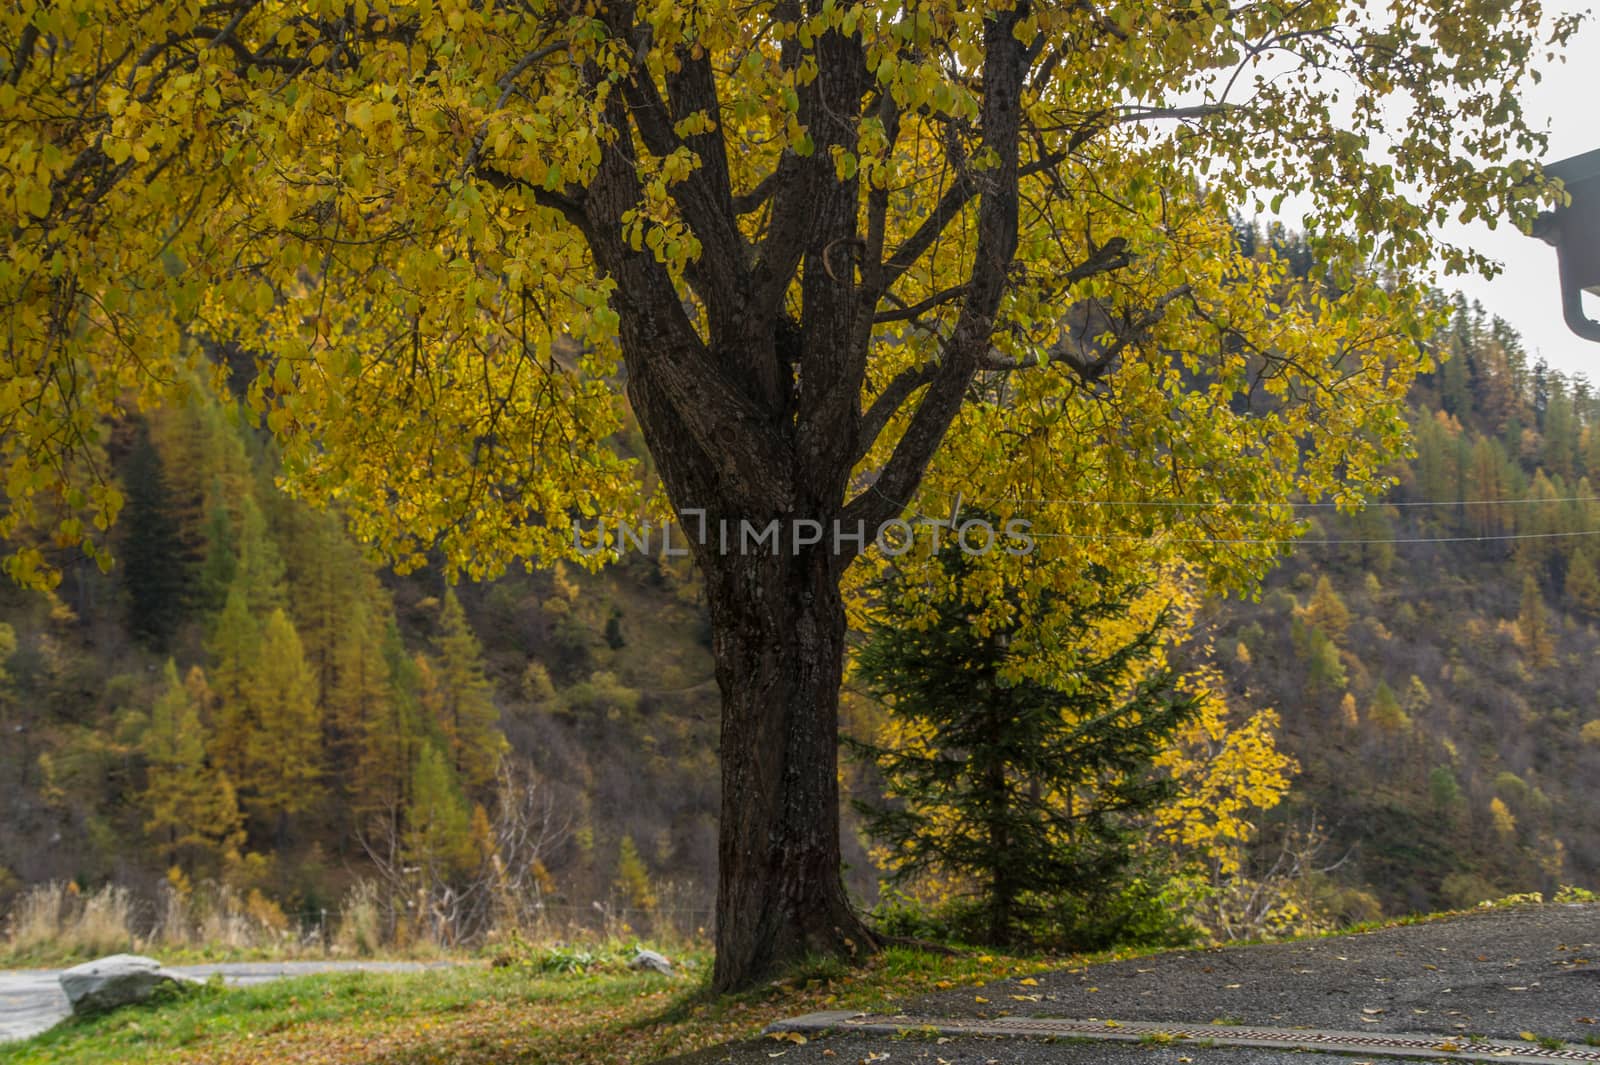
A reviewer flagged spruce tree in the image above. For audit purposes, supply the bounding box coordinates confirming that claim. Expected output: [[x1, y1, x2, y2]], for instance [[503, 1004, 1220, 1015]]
[[850, 550, 1199, 949], [120, 426, 189, 648]]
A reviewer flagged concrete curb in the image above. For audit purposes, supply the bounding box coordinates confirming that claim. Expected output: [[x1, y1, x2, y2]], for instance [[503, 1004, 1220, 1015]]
[[767, 1012, 1600, 1064]]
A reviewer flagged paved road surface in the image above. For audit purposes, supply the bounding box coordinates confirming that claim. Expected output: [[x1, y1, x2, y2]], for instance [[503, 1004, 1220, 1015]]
[[0, 960, 452, 1043], [661, 903, 1600, 1064]]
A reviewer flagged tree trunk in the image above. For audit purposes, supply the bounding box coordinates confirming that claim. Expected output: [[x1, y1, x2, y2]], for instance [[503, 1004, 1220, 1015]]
[[704, 542, 876, 992]]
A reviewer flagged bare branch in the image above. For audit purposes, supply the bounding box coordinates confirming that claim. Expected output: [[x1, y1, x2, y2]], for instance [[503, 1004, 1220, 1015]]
[[873, 284, 970, 324]]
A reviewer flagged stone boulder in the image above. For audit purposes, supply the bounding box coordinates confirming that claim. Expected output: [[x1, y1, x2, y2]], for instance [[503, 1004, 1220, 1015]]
[[628, 948, 674, 976], [59, 954, 202, 1016]]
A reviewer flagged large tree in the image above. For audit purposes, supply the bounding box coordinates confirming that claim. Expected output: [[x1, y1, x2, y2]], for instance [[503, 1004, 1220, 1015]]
[[0, 0, 1576, 989]]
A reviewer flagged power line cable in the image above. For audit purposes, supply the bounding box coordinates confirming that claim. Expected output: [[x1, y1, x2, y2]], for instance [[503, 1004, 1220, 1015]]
[[1014, 495, 1600, 509], [1027, 528, 1600, 547]]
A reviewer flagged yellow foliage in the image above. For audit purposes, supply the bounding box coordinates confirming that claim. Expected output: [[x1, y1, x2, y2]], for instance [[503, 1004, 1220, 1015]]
[[1490, 797, 1517, 841], [0, 0, 1567, 589], [1150, 671, 1296, 878]]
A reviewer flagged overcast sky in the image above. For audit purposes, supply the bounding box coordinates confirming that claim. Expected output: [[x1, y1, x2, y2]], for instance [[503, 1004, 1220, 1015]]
[[1430, 1, 1599, 379]]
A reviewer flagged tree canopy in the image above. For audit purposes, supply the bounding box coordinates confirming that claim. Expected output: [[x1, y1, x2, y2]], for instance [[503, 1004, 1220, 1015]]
[[1, 0, 1577, 579], [1, 0, 1578, 989]]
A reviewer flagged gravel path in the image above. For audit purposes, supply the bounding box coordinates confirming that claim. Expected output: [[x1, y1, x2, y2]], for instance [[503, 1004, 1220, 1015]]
[[0, 960, 454, 1044], [659, 903, 1600, 1064]]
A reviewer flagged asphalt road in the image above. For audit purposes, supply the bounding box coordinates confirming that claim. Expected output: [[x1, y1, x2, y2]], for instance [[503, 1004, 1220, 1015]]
[[0, 960, 452, 1043], [659, 903, 1600, 1065]]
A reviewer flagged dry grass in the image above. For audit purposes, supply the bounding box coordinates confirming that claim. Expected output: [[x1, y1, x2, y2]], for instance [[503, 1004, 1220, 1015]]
[[2, 881, 306, 965], [3, 883, 136, 963]]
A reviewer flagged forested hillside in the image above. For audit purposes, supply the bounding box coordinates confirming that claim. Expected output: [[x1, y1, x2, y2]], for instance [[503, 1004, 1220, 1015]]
[[1207, 291, 1600, 920], [3, 279, 1600, 946], [0, 381, 728, 941]]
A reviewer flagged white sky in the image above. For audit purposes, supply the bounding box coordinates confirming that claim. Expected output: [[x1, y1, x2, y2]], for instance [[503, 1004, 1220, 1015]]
[[1427, 1, 1600, 378]]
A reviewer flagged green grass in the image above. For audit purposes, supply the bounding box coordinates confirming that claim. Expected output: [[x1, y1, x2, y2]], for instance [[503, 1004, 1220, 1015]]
[[0, 946, 1048, 1065]]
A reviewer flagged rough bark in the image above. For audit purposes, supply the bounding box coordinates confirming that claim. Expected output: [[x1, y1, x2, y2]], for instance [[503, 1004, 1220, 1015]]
[[703, 544, 875, 992]]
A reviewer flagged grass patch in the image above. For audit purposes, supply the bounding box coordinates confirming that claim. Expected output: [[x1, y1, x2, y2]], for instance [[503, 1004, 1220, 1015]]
[[0, 946, 1043, 1065]]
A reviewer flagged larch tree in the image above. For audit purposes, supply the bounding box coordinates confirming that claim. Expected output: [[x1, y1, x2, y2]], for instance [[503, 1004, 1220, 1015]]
[[426, 588, 508, 799], [235, 495, 288, 618], [205, 582, 261, 786], [404, 739, 479, 884], [0, 0, 1578, 988], [142, 661, 246, 873], [1564, 547, 1600, 616], [358, 617, 427, 825], [331, 593, 403, 814], [242, 607, 325, 829], [1517, 570, 1557, 670]]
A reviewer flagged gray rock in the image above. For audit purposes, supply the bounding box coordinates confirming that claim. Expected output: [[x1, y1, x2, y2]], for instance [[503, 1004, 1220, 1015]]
[[59, 954, 202, 1016], [628, 948, 674, 975]]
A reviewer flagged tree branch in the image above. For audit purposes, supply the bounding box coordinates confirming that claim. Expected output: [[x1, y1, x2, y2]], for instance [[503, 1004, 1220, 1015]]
[[843, 8, 1031, 537], [873, 283, 970, 324], [854, 362, 940, 464], [596, 7, 747, 322]]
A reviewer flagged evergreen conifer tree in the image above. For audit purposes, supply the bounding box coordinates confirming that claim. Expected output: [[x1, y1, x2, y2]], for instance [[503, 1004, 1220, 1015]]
[[120, 426, 189, 648], [850, 550, 1199, 948]]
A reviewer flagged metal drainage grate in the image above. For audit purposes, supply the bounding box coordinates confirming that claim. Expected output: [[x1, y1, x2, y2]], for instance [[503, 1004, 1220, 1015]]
[[767, 1011, 1600, 1064]]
